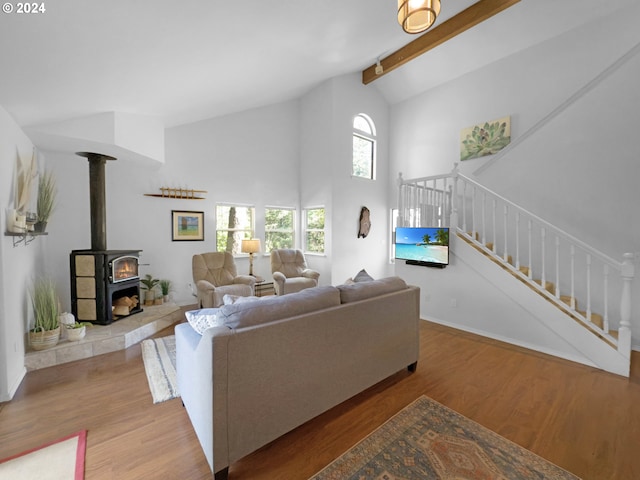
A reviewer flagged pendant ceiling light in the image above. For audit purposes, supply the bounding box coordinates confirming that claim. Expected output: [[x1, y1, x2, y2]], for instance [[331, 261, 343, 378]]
[[397, 0, 441, 34]]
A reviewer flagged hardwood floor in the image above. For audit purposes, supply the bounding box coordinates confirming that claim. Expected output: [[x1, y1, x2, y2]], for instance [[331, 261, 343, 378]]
[[2, 320, 639, 479]]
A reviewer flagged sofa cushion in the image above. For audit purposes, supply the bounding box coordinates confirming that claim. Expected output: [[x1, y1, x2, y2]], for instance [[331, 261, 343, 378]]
[[184, 308, 224, 335], [337, 276, 408, 304], [218, 285, 340, 329]]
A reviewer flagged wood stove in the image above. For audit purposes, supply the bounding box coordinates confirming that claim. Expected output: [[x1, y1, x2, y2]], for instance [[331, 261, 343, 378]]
[[69, 152, 144, 325], [70, 249, 143, 325]]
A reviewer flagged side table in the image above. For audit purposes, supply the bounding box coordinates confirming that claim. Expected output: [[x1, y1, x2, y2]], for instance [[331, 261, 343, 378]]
[[254, 278, 275, 297]]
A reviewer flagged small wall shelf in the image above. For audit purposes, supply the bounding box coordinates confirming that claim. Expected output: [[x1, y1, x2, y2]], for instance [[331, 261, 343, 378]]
[[5, 231, 48, 247], [144, 188, 207, 200]]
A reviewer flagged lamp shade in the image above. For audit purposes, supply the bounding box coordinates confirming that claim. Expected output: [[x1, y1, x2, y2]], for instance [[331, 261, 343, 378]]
[[241, 238, 261, 254], [397, 0, 440, 34]]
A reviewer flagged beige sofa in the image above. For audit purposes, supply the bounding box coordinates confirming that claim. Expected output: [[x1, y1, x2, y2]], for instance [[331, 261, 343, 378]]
[[175, 276, 420, 479]]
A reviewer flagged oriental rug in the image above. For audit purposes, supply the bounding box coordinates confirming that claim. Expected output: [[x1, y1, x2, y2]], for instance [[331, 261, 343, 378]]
[[141, 335, 179, 404], [0, 430, 86, 480], [309, 396, 580, 480]]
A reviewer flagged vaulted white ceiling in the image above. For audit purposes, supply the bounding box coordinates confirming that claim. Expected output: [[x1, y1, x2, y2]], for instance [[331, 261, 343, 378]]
[[0, 0, 632, 130]]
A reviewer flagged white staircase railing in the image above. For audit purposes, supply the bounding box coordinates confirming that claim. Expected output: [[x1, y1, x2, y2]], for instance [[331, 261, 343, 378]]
[[397, 166, 634, 359]]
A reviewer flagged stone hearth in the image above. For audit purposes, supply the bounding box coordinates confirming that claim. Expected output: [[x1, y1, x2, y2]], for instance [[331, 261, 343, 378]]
[[25, 303, 191, 371]]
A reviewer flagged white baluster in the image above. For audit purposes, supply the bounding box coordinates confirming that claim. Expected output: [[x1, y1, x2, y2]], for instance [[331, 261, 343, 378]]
[[471, 186, 476, 240], [481, 192, 486, 246], [528, 219, 533, 279], [619, 253, 634, 356], [570, 245, 576, 309], [555, 236, 560, 298], [586, 254, 592, 322], [492, 199, 497, 254], [603, 264, 609, 332], [462, 182, 467, 234], [503, 205, 508, 263], [515, 212, 521, 271], [541, 227, 546, 288]]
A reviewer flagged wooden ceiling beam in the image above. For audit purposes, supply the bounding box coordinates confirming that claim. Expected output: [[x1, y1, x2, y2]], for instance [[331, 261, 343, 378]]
[[362, 0, 521, 85]]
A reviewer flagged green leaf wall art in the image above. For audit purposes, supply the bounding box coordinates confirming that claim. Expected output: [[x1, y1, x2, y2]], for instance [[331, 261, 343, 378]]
[[460, 115, 511, 161]]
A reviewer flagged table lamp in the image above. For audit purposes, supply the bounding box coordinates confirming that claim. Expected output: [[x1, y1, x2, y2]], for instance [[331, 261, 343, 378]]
[[241, 239, 261, 276]]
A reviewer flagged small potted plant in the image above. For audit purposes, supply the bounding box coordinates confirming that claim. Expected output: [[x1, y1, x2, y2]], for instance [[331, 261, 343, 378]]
[[35, 169, 57, 233], [159, 279, 172, 303], [66, 321, 91, 341], [29, 277, 60, 350], [140, 274, 159, 306]]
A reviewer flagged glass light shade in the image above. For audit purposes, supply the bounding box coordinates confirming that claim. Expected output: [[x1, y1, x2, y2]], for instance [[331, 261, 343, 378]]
[[397, 0, 441, 34], [241, 239, 261, 254]]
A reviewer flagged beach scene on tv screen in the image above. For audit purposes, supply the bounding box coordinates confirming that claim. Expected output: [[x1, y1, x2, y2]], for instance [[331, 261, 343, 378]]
[[395, 227, 449, 264]]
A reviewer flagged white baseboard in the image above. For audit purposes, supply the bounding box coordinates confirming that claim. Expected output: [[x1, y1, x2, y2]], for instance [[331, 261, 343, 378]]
[[1, 366, 26, 402]]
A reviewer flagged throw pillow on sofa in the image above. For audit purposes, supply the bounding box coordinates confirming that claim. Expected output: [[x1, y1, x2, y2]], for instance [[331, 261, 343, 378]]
[[185, 308, 224, 335], [353, 269, 374, 282], [222, 294, 261, 305]]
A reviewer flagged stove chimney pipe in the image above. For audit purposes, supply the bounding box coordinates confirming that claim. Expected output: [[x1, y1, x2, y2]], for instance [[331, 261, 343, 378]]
[[76, 152, 116, 251]]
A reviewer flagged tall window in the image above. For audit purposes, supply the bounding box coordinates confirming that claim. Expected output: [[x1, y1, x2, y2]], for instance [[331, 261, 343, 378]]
[[352, 113, 376, 179], [215, 204, 255, 254], [304, 207, 325, 254], [265, 207, 295, 252]]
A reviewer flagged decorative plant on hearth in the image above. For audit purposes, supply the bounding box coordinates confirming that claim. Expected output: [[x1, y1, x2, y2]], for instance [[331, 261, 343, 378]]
[[65, 321, 92, 342], [35, 169, 57, 232], [28, 277, 61, 350], [140, 274, 159, 306], [159, 279, 173, 303]]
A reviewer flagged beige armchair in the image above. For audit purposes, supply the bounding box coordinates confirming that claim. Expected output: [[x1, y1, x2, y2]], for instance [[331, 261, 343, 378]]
[[192, 252, 257, 308], [270, 249, 320, 295]]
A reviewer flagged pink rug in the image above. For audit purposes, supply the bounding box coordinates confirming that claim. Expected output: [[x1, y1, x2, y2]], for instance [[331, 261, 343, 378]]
[[0, 430, 86, 480]]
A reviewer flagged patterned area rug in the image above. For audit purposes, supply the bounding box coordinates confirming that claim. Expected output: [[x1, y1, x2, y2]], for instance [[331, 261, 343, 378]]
[[141, 335, 179, 403], [310, 396, 580, 480], [0, 430, 86, 479]]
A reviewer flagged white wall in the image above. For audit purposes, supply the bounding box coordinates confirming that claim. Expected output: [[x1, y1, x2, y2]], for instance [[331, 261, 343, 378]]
[[389, 4, 640, 347], [0, 106, 42, 401], [300, 73, 392, 284]]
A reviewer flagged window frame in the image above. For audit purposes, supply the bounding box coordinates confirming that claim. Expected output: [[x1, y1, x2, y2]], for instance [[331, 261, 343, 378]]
[[352, 113, 377, 180], [215, 203, 256, 255], [303, 206, 326, 255], [264, 206, 296, 253]]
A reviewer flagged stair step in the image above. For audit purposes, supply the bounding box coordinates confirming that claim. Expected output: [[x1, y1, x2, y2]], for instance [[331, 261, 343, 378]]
[[560, 295, 577, 309], [578, 310, 604, 329], [519, 266, 530, 276], [534, 279, 555, 294]]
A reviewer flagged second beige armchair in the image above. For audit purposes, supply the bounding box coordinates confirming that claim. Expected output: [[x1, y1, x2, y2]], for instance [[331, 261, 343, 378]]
[[270, 248, 320, 295]]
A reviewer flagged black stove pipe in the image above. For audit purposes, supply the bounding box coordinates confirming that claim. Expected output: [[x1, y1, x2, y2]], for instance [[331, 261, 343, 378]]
[[76, 152, 116, 252]]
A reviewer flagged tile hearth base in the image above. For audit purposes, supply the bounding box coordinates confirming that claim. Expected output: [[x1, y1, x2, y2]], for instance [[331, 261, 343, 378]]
[[25, 303, 192, 371]]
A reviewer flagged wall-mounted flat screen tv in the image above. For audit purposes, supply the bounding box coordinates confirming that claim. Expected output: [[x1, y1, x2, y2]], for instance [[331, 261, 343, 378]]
[[394, 226, 449, 268]]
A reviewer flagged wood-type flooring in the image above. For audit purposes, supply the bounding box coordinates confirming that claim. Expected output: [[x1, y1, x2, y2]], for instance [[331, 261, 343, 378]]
[[1, 320, 639, 479]]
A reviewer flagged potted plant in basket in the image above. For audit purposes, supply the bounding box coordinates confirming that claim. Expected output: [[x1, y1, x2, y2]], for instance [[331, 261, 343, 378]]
[[140, 274, 159, 306], [29, 277, 60, 350], [65, 321, 91, 341], [35, 169, 57, 233]]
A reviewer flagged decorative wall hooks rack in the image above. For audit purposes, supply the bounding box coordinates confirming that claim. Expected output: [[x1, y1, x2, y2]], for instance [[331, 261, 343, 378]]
[[144, 187, 207, 200]]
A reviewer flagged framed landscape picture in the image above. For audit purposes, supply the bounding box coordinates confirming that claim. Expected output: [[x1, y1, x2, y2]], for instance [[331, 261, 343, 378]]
[[172, 210, 204, 241]]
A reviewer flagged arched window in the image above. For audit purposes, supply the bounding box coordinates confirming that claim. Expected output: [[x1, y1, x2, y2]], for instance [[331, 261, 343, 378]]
[[352, 114, 376, 179]]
